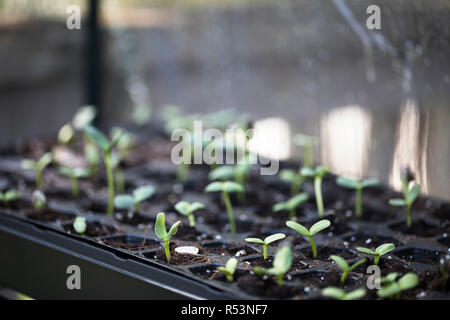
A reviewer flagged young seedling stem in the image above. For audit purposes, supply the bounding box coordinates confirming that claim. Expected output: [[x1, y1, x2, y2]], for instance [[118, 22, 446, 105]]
[[245, 233, 286, 260], [174, 201, 205, 227], [330, 255, 366, 285], [336, 177, 379, 217], [273, 193, 309, 220], [301, 166, 329, 217], [356, 243, 395, 265], [253, 246, 292, 286], [218, 258, 238, 282], [154, 212, 181, 263]]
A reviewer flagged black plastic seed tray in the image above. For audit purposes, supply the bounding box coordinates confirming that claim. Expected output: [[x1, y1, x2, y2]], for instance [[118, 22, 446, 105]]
[[0, 154, 449, 299]]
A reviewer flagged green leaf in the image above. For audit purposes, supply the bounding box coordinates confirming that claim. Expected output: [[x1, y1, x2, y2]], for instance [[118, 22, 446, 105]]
[[205, 181, 223, 193], [286, 221, 310, 236], [114, 195, 135, 210], [336, 177, 359, 189], [73, 167, 90, 178], [279, 169, 296, 183], [155, 212, 167, 240], [264, 233, 286, 244], [343, 288, 366, 300], [406, 184, 420, 204], [189, 202, 205, 213], [286, 193, 309, 209], [398, 273, 419, 290], [300, 167, 315, 177], [222, 181, 244, 193], [245, 237, 265, 244], [224, 258, 238, 274], [209, 166, 235, 181], [380, 272, 399, 284], [21, 159, 36, 170], [72, 105, 96, 130], [330, 255, 349, 271], [309, 219, 331, 235], [376, 243, 395, 256], [349, 258, 367, 271], [273, 202, 287, 212], [378, 283, 401, 298], [361, 178, 379, 188], [315, 166, 330, 177], [37, 152, 53, 171], [272, 246, 292, 273], [109, 128, 125, 150], [58, 166, 74, 177], [167, 221, 181, 240], [389, 198, 407, 207], [356, 247, 377, 255], [4, 190, 21, 202], [322, 287, 345, 300], [174, 201, 191, 216], [84, 125, 110, 151], [133, 185, 155, 202]]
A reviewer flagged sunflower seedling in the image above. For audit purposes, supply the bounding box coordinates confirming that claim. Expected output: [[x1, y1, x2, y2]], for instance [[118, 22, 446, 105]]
[[174, 201, 205, 227], [205, 181, 244, 234], [114, 185, 155, 212], [218, 258, 238, 282], [84, 125, 124, 215], [73, 217, 87, 235], [31, 190, 46, 212], [21, 152, 53, 190], [279, 169, 304, 196], [286, 219, 331, 258], [0, 190, 21, 207], [155, 212, 181, 262], [336, 176, 379, 217], [253, 245, 292, 286], [301, 166, 329, 217], [273, 193, 309, 220], [58, 166, 90, 197], [245, 233, 286, 260], [389, 183, 420, 228], [209, 163, 251, 203], [330, 255, 366, 285], [322, 287, 366, 300], [377, 272, 419, 299], [356, 243, 395, 265]]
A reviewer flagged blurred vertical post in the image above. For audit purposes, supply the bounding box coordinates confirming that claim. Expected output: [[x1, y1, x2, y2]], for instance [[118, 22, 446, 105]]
[[85, 0, 101, 124]]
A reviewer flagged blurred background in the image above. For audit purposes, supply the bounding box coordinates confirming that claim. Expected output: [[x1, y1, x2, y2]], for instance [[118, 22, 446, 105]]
[[0, 0, 449, 200]]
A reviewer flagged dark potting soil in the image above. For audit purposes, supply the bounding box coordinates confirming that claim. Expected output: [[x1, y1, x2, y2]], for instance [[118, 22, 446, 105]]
[[389, 219, 443, 237], [154, 242, 209, 265], [101, 236, 161, 251], [26, 209, 75, 223], [299, 245, 358, 261], [236, 274, 304, 299], [113, 211, 154, 228]]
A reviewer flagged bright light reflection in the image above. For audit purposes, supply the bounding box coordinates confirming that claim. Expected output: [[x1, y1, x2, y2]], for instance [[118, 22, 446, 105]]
[[249, 117, 290, 161]]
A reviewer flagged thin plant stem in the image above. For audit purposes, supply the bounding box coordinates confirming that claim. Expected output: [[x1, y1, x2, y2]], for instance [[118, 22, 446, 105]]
[[164, 240, 171, 262], [263, 243, 268, 260], [341, 271, 348, 285], [315, 177, 324, 217], [36, 170, 43, 190], [309, 235, 317, 258], [288, 208, 296, 220], [374, 254, 380, 266], [70, 175, 79, 198], [277, 274, 284, 286], [104, 151, 115, 216], [134, 202, 140, 212], [188, 213, 195, 227], [406, 204, 412, 228], [223, 191, 236, 234], [355, 187, 362, 217]]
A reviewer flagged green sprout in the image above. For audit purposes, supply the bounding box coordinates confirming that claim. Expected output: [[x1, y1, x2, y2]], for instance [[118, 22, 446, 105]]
[[330, 255, 366, 285], [0, 190, 21, 207], [322, 287, 366, 300], [58, 166, 90, 197], [439, 255, 449, 287], [154, 212, 181, 262], [335, 176, 379, 217], [294, 134, 317, 169], [31, 190, 46, 211], [21, 152, 53, 190], [111, 127, 136, 160], [272, 193, 309, 220], [253, 245, 293, 286], [389, 183, 420, 228], [174, 201, 205, 227], [114, 185, 155, 212], [205, 181, 244, 234], [245, 233, 286, 260], [301, 166, 329, 217], [377, 272, 419, 299], [279, 169, 304, 196], [73, 217, 87, 235], [84, 125, 124, 215], [286, 219, 331, 258], [208, 163, 251, 203], [218, 258, 238, 282], [356, 243, 395, 265]]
